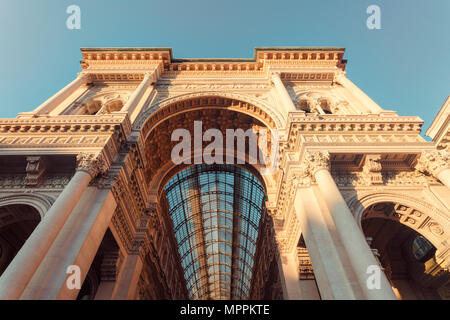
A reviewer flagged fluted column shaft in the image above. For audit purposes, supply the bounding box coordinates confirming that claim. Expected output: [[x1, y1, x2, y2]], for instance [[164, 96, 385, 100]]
[[0, 154, 104, 300], [271, 72, 297, 113], [122, 71, 155, 121], [111, 254, 143, 300], [34, 73, 89, 115], [112, 206, 152, 300], [279, 251, 303, 300], [306, 151, 396, 300], [334, 72, 383, 114], [294, 187, 357, 299]]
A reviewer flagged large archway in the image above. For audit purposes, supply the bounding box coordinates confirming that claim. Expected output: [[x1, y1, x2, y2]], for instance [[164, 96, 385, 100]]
[[137, 96, 283, 300], [140, 107, 279, 193], [0, 204, 41, 276], [361, 202, 450, 300]]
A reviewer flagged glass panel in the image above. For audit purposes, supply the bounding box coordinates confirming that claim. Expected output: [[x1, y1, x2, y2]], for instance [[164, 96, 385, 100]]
[[164, 164, 265, 300]]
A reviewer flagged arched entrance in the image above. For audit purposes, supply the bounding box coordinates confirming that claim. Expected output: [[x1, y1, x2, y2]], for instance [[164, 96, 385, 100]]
[[0, 204, 41, 276], [137, 96, 283, 300], [361, 202, 450, 299]]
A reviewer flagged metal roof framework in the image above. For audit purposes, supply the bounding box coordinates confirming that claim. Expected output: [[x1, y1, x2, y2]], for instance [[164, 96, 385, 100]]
[[164, 164, 265, 300]]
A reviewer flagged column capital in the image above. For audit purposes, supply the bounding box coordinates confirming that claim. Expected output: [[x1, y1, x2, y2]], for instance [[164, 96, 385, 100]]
[[143, 71, 154, 82], [270, 70, 282, 79], [76, 153, 108, 178], [77, 71, 90, 79], [144, 67, 160, 84], [333, 70, 347, 84], [415, 150, 450, 177], [305, 151, 331, 175]]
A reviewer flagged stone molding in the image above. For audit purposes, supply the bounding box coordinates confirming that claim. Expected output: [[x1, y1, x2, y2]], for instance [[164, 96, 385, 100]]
[[415, 150, 450, 177], [135, 91, 283, 132], [0, 193, 54, 219]]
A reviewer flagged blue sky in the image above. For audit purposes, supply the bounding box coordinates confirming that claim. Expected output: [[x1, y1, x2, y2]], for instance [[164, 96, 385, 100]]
[[0, 0, 449, 136]]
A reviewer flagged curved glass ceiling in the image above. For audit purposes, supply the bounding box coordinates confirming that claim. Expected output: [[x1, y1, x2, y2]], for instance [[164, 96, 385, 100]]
[[164, 164, 265, 300]]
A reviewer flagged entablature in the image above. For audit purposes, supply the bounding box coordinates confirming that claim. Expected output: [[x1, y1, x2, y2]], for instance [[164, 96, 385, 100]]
[[79, 47, 346, 84], [0, 114, 131, 169]]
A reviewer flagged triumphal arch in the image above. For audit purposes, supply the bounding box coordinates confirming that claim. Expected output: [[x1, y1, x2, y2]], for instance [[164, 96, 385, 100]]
[[0, 47, 448, 300]]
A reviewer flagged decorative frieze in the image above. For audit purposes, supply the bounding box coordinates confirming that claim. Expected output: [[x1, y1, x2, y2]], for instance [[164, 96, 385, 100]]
[[415, 150, 450, 177], [299, 133, 424, 144], [332, 169, 439, 187], [0, 174, 72, 190]]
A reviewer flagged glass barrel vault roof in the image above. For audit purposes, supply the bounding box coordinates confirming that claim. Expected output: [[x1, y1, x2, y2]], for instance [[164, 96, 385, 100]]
[[164, 164, 265, 300]]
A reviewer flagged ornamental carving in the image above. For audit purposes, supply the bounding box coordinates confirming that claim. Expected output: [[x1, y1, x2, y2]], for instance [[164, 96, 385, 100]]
[[136, 92, 282, 132], [415, 150, 450, 177], [25, 156, 47, 187], [0, 174, 71, 190], [76, 153, 108, 178], [362, 154, 383, 185], [362, 202, 449, 254], [332, 170, 439, 187], [305, 151, 331, 175]]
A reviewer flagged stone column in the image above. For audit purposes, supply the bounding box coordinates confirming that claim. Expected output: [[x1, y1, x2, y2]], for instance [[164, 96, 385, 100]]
[[310, 101, 325, 115], [415, 150, 450, 188], [33, 73, 90, 115], [334, 71, 383, 114], [111, 253, 143, 300], [279, 250, 303, 300], [111, 206, 152, 300], [122, 71, 156, 122], [20, 188, 117, 300], [294, 185, 357, 299], [305, 151, 397, 300], [0, 153, 105, 300], [271, 72, 297, 113]]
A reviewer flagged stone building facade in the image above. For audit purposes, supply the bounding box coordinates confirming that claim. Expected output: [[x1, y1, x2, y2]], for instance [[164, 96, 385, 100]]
[[0, 47, 448, 300]]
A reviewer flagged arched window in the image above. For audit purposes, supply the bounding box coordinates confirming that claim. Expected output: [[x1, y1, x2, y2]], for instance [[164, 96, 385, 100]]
[[298, 99, 311, 112], [81, 100, 102, 115], [103, 100, 123, 113], [319, 98, 333, 114], [412, 235, 435, 262]]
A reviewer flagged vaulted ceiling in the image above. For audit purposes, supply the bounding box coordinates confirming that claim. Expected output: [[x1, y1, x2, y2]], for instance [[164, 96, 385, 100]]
[[164, 164, 265, 300]]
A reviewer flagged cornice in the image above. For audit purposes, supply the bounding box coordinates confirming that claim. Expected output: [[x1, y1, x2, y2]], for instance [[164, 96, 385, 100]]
[[2, 114, 127, 124], [80, 47, 347, 76], [287, 114, 424, 134]]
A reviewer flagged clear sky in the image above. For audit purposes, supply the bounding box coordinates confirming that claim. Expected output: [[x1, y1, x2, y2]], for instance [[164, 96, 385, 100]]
[[0, 0, 449, 136]]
